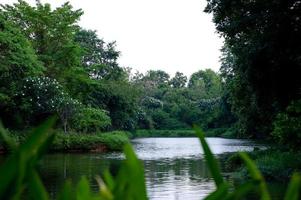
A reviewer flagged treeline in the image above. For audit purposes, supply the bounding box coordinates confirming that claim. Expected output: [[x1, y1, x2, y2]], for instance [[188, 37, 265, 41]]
[[131, 69, 234, 131], [205, 0, 301, 145], [0, 1, 233, 134]]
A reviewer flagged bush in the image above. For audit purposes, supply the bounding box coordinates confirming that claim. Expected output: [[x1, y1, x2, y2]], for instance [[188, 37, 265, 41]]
[[272, 100, 301, 149], [51, 131, 130, 151], [253, 151, 301, 181], [1, 130, 130, 152], [226, 149, 301, 181], [98, 131, 131, 150], [71, 107, 111, 133]]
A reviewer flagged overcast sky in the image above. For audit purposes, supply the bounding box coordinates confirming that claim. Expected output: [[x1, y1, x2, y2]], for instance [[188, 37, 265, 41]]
[[1, 0, 224, 77]]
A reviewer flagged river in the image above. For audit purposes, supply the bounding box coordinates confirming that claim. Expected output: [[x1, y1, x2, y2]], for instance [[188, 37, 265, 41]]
[[39, 137, 265, 199]]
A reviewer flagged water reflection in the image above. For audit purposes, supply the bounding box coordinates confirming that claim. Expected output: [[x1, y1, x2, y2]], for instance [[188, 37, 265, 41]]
[[144, 158, 213, 200], [38, 137, 263, 199], [132, 137, 263, 160]]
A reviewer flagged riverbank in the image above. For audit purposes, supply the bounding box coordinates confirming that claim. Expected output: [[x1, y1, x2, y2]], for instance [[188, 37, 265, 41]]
[[221, 147, 301, 182], [133, 129, 196, 137], [1, 128, 235, 153], [132, 128, 236, 138], [0, 130, 131, 153]]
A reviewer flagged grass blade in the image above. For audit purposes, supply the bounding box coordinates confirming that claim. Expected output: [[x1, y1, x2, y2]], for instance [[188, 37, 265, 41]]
[[194, 126, 224, 187], [204, 183, 229, 200], [239, 152, 271, 200], [224, 180, 259, 200], [0, 121, 17, 151], [113, 143, 148, 200], [58, 180, 73, 200], [28, 170, 49, 200], [95, 175, 113, 200], [76, 177, 92, 200], [20, 116, 56, 155], [284, 173, 301, 200]]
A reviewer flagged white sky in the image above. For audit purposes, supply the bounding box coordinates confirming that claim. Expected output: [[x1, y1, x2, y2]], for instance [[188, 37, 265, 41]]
[[1, 0, 224, 77]]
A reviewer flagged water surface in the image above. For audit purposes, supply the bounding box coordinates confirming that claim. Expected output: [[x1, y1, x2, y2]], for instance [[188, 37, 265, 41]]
[[39, 137, 263, 199]]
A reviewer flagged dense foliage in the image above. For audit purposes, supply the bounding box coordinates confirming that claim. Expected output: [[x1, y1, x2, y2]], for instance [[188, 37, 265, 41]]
[[0, 0, 231, 135], [0, 1, 132, 132], [132, 68, 229, 130], [205, 0, 301, 138], [272, 100, 301, 149]]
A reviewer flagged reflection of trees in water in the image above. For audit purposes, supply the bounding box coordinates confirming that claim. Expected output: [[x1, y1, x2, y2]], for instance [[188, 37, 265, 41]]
[[38, 154, 215, 199], [144, 158, 211, 186], [39, 154, 122, 198]]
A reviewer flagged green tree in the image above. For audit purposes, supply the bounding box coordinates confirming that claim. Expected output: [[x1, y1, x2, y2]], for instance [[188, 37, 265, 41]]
[[74, 28, 124, 81], [143, 70, 170, 88], [86, 81, 140, 130], [1, 0, 83, 80], [0, 14, 43, 128], [206, 0, 301, 137], [169, 72, 187, 88], [17, 76, 81, 131], [188, 69, 221, 97], [272, 100, 301, 149]]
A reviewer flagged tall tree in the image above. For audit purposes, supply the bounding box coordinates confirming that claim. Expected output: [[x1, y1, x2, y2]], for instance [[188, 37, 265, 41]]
[[188, 69, 222, 98], [206, 0, 301, 137], [169, 72, 187, 88], [1, 0, 83, 80], [143, 70, 170, 88], [74, 28, 123, 81], [0, 14, 43, 127]]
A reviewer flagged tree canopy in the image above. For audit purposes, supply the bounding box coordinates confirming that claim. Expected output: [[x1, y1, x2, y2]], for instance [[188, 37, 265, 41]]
[[206, 0, 301, 137]]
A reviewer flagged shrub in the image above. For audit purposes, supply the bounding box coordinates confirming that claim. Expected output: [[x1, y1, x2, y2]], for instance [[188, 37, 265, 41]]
[[98, 131, 130, 150], [272, 100, 301, 149], [71, 107, 111, 133], [51, 131, 130, 151]]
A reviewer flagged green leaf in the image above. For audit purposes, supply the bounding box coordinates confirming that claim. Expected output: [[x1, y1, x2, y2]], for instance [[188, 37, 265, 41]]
[[224, 180, 259, 200], [76, 177, 92, 200], [19, 116, 57, 156], [95, 175, 113, 200], [284, 173, 301, 200], [102, 170, 115, 191], [194, 126, 224, 187], [239, 152, 271, 200], [0, 117, 56, 199], [204, 183, 229, 200], [113, 143, 148, 200], [58, 181, 73, 200], [28, 170, 49, 200], [0, 121, 17, 151], [0, 154, 18, 198]]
